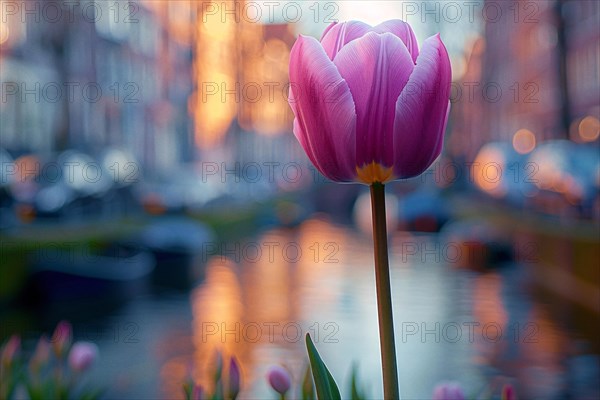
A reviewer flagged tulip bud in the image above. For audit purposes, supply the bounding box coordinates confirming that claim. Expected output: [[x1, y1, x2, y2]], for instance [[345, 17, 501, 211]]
[[183, 379, 204, 400], [51, 321, 72, 359], [29, 335, 51, 373], [192, 385, 204, 400], [502, 384, 516, 400], [0, 335, 20, 369], [432, 381, 465, 400], [267, 366, 291, 396], [68, 341, 98, 372], [228, 357, 241, 399]]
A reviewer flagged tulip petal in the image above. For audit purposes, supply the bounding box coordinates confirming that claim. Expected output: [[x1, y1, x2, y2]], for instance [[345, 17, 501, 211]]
[[374, 20, 419, 63], [393, 34, 452, 178], [289, 35, 357, 181], [320, 21, 371, 60], [321, 20, 419, 63], [333, 32, 414, 169], [320, 21, 338, 41]]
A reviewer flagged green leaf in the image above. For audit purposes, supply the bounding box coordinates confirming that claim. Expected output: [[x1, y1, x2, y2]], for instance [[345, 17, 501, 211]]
[[305, 334, 340, 400], [350, 364, 363, 400], [183, 378, 194, 400]]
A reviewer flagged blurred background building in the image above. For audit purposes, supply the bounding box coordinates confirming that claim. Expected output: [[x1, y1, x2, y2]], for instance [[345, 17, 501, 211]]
[[1, 0, 195, 173], [450, 0, 600, 160]]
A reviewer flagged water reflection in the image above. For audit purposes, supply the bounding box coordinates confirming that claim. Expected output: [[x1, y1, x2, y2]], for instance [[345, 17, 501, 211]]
[[192, 258, 244, 393], [187, 220, 352, 397], [172, 218, 599, 399]]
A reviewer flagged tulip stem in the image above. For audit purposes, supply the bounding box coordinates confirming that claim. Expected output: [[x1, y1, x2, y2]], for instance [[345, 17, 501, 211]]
[[370, 182, 399, 400]]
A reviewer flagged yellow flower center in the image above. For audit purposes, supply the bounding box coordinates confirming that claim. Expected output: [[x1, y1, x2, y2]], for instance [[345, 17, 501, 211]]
[[355, 162, 395, 184]]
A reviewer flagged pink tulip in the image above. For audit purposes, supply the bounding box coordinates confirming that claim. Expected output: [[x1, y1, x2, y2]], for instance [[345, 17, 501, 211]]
[[228, 357, 241, 398], [51, 320, 72, 358], [289, 20, 451, 184], [432, 381, 465, 400], [0, 335, 20, 368], [68, 341, 98, 372], [267, 365, 291, 395], [192, 385, 204, 400], [502, 384, 517, 400]]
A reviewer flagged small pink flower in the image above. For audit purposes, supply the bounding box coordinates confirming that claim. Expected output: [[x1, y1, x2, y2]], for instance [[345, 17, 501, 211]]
[[1, 335, 20, 368], [267, 366, 291, 396], [502, 384, 517, 400], [228, 357, 241, 399], [68, 341, 98, 372], [433, 381, 465, 400], [51, 321, 72, 358], [192, 385, 204, 400]]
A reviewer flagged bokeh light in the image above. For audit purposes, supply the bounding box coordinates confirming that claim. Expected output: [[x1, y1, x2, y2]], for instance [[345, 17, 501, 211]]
[[512, 129, 537, 154]]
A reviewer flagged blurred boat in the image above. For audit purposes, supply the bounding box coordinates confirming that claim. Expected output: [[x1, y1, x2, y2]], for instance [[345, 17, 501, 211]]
[[23, 245, 155, 312], [138, 217, 215, 290], [472, 140, 600, 218], [440, 219, 513, 270]]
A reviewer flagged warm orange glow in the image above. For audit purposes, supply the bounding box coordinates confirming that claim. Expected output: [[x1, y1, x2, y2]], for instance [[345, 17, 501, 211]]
[[473, 146, 506, 197], [238, 29, 294, 136], [191, 258, 243, 392], [13, 155, 40, 181], [193, 5, 295, 149], [193, 1, 239, 149], [187, 220, 350, 397], [578, 116, 600, 142], [295, 219, 348, 310], [0, 22, 9, 45], [471, 273, 508, 364], [240, 230, 295, 324], [160, 359, 189, 398], [529, 147, 567, 192], [512, 129, 536, 154], [0, 7, 27, 48]]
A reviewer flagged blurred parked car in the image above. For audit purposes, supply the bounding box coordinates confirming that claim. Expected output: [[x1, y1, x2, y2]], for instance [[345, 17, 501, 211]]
[[137, 217, 215, 290], [472, 140, 599, 218], [472, 142, 536, 207], [528, 140, 600, 217], [6, 148, 141, 221]]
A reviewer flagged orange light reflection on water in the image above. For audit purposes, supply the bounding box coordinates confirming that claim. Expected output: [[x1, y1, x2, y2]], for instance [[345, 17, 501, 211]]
[[156, 218, 587, 398], [184, 219, 350, 397], [190, 257, 243, 393]]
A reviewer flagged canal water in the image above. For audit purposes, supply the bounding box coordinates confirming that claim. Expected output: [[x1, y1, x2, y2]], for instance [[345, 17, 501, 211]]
[[75, 218, 599, 399]]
